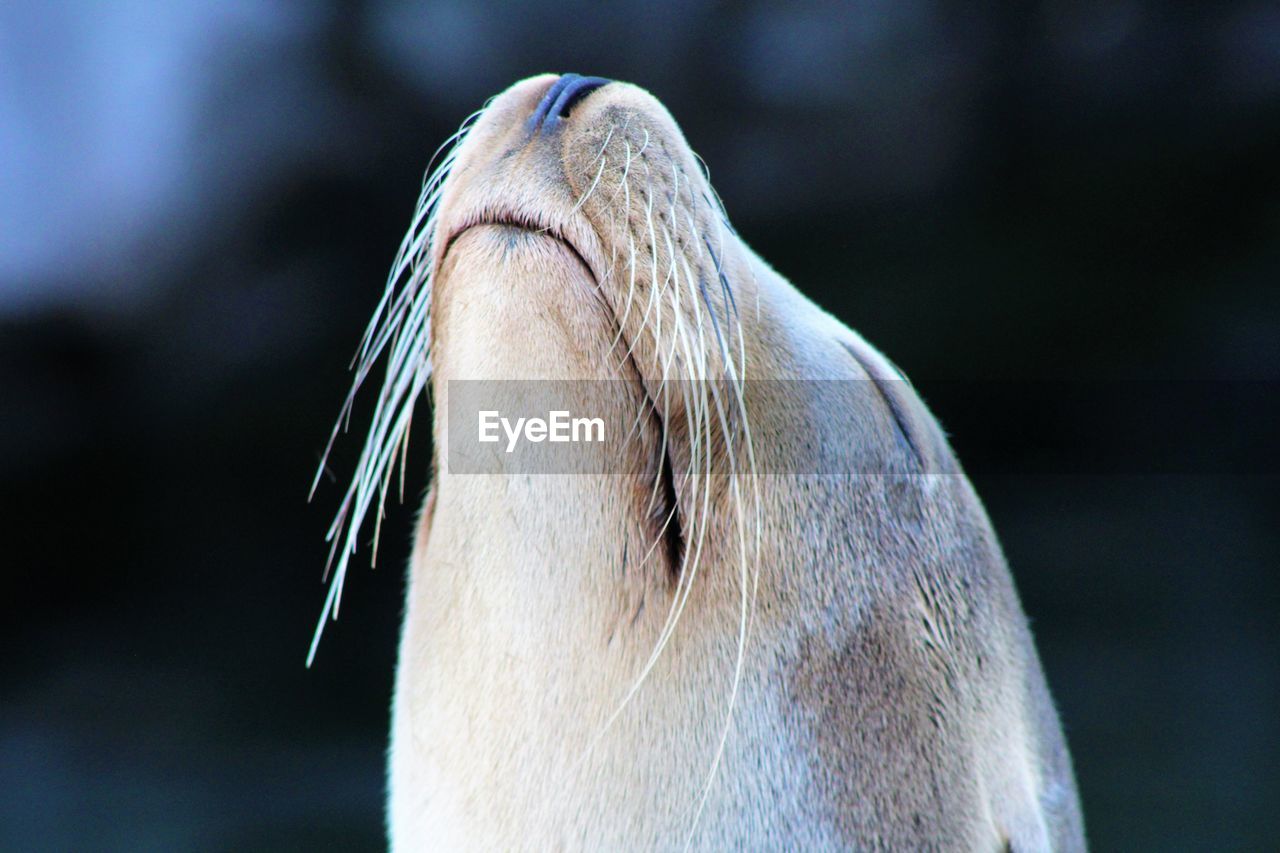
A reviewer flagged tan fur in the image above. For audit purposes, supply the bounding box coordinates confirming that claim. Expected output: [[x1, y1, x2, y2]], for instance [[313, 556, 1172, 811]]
[[384, 75, 1085, 850]]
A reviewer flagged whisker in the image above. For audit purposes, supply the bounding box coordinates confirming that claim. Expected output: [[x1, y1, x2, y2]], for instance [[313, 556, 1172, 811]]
[[306, 102, 484, 665]]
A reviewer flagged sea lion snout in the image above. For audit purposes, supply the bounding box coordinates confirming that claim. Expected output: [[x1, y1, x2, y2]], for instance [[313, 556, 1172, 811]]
[[526, 73, 612, 134]]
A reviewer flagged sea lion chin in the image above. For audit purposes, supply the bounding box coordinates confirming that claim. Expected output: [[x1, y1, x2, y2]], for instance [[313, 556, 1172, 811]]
[[317, 73, 1085, 850]]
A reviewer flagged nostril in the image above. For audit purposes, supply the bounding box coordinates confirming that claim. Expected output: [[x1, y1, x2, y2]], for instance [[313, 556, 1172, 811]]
[[527, 74, 611, 134], [548, 75, 609, 125]]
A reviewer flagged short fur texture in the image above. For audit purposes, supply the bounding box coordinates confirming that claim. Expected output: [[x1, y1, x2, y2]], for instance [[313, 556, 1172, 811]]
[[321, 75, 1085, 850]]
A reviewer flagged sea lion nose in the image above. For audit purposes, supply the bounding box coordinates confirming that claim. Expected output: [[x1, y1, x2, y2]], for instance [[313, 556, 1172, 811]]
[[528, 74, 611, 134]]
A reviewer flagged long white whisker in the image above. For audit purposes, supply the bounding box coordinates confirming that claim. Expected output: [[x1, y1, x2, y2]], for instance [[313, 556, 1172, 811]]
[[306, 102, 484, 665]]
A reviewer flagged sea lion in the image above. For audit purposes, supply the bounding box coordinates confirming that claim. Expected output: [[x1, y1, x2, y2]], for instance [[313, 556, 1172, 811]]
[[314, 74, 1085, 850]]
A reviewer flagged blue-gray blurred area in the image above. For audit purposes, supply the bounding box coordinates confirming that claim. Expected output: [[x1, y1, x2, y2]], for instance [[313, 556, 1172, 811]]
[[2, 1, 1277, 849]]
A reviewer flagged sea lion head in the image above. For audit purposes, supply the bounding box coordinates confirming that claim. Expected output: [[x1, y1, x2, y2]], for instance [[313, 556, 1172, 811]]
[[315, 75, 1081, 851], [312, 71, 938, 662]]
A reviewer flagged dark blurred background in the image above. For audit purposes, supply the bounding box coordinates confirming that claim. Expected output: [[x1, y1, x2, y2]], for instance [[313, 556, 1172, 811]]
[[2, 1, 1277, 850]]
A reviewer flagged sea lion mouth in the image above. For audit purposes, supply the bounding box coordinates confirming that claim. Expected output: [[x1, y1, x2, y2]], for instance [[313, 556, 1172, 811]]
[[439, 204, 686, 578], [449, 219, 688, 572], [441, 213, 596, 283]]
